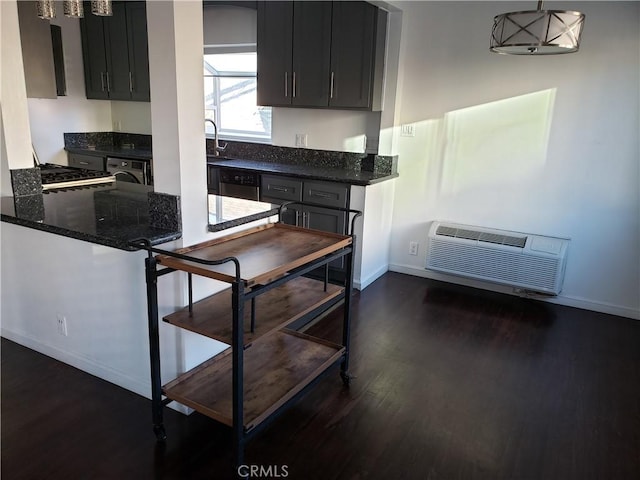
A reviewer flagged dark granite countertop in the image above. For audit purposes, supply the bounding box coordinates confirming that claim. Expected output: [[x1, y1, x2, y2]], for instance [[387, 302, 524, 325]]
[[65, 145, 153, 161], [1, 183, 181, 251], [207, 195, 280, 232], [206, 157, 398, 186]]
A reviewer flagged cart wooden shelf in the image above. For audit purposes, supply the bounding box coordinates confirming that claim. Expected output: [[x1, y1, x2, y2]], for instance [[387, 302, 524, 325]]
[[163, 276, 343, 346], [163, 329, 345, 432], [156, 222, 352, 286], [133, 207, 360, 472]]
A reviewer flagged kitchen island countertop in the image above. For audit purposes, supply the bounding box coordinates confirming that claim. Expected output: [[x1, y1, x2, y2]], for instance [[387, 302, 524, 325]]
[[1, 184, 181, 251]]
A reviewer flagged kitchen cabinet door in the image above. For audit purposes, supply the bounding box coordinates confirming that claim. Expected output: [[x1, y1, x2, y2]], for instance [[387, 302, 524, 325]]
[[80, 3, 109, 100], [257, 1, 386, 111], [291, 1, 332, 107], [126, 1, 151, 101], [16, 1, 57, 99], [79, 1, 149, 101], [257, 1, 332, 108], [304, 206, 346, 270], [68, 153, 106, 171], [330, 2, 384, 110], [257, 1, 293, 106], [104, 1, 130, 101]]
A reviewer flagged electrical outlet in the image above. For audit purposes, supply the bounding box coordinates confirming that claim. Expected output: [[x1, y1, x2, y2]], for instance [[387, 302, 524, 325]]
[[409, 241, 419, 256], [295, 133, 308, 148], [56, 314, 68, 336]]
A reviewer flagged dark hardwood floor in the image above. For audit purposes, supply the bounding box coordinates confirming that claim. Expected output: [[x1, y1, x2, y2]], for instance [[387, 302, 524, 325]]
[[2, 272, 639, 479]]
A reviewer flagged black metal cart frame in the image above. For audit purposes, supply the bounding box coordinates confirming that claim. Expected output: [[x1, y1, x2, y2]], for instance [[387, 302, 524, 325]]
[[130, 203, 361, 470]]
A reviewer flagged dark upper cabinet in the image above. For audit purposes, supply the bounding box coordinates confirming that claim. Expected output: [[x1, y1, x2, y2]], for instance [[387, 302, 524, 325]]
[[257, 1, 386, 111], [329, 1, 384, 110], [125, 2, 150, 102], [291, 2, 332, 107], [80, 6, 109, 99], [256, 2, 293, 106], [80, 1, 150, 102]]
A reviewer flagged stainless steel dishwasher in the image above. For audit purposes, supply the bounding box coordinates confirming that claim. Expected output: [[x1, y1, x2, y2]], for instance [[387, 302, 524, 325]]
[[218, 168, 260, 201]]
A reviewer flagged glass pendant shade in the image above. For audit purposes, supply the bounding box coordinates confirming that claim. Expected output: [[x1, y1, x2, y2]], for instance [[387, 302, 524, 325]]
[[36, 0, 56, 19], [490, 6, 585, 55], [63, 0, 84, 18], [91, 0, 113, 16]]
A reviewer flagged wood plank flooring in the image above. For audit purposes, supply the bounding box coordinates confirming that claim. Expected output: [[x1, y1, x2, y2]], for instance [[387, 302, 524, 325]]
[[2, 272, 639, 479]]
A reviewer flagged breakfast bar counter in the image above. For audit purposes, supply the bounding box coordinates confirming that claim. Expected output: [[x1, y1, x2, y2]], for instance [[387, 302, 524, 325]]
[[1, 183, 182, 251]]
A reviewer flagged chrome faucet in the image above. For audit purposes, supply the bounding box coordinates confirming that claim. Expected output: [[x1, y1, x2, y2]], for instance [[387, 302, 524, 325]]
[[205, 119, 227, 156]]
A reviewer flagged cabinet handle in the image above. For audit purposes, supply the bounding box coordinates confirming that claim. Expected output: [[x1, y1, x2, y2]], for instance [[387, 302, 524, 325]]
[[310, 190, 333, 199], [284, 72, 288, 97], [271, 185, 289, 193], [106, 72, 111, 92], [79, 161, 89, 165], [330, 72, 334, 99], [100, 72, 106, 92], [294, 210, 300, 226], [292, 71, 296, 98], [129, 72, 133, 92]]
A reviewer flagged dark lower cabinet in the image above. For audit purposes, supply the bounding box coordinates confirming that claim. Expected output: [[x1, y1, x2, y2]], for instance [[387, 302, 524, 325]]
[[68, 152, 106, 171], [261, 175, 349, 273], [80, 1, 150, 102], [257, 0, 386, 111]]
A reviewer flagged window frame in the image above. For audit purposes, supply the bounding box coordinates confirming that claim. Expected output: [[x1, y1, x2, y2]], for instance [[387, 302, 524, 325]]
[[204, 45, 272, 144]]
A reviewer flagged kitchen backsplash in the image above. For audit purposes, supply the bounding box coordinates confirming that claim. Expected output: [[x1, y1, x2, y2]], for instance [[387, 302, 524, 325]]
[[64, 132, 397, 176], [208, 139, 397, 175], [64, 132, 152, 151]]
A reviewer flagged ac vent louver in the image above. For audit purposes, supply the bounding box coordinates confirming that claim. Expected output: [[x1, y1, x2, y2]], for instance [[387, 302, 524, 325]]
[[435, 225, 527, 248], [427, 222, 569, 295]]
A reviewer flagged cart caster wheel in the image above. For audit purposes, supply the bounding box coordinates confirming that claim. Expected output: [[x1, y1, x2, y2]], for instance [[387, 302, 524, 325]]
[[154, 425, 167, 442], [340, 371, 352, 387]]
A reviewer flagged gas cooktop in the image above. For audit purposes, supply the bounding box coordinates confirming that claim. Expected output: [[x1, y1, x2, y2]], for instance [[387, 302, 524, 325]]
[[39, 163, 116, 192]]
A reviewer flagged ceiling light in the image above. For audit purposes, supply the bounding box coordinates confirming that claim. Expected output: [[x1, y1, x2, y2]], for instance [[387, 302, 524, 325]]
[[63, 0, 84, 18], [490, 1, 585, 55], [36, 0, 56, 19], [91, 0, 113, 17]]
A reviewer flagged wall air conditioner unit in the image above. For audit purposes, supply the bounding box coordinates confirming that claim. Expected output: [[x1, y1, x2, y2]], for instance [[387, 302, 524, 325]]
[[426, 221, 569, 295]]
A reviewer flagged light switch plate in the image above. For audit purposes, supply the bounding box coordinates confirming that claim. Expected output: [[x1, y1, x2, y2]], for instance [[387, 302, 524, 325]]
[[400, 124, 416, 137]]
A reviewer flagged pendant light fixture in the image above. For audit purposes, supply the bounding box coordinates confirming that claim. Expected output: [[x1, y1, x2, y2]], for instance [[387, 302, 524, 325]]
[[91, 0, 113, 17], [490, 1, 585, 55], [36, 0, 56, 19], [63, 0, 84, 18]]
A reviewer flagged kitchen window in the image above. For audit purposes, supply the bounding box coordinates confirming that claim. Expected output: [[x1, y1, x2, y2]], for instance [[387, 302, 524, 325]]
[[204, 50, 272, 143]]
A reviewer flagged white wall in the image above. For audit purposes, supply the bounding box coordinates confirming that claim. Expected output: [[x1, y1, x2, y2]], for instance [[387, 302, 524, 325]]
[[272, 108, 373, 153], [388, 1, 640, 319], [1, 226, 155, 397], [203, 4, 256, 46], [111, 101, 152, 135], [1, 0, 34, 186]]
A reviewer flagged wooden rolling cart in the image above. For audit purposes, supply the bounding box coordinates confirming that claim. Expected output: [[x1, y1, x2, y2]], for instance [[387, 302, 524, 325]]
[[132, 203, 361, 469]]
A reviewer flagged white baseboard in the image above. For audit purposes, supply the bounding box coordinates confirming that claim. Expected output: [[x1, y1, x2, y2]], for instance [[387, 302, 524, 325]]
[[0, 328, 191, 414], [354, 264, 389, 291], [388, 263, 640, 321]]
